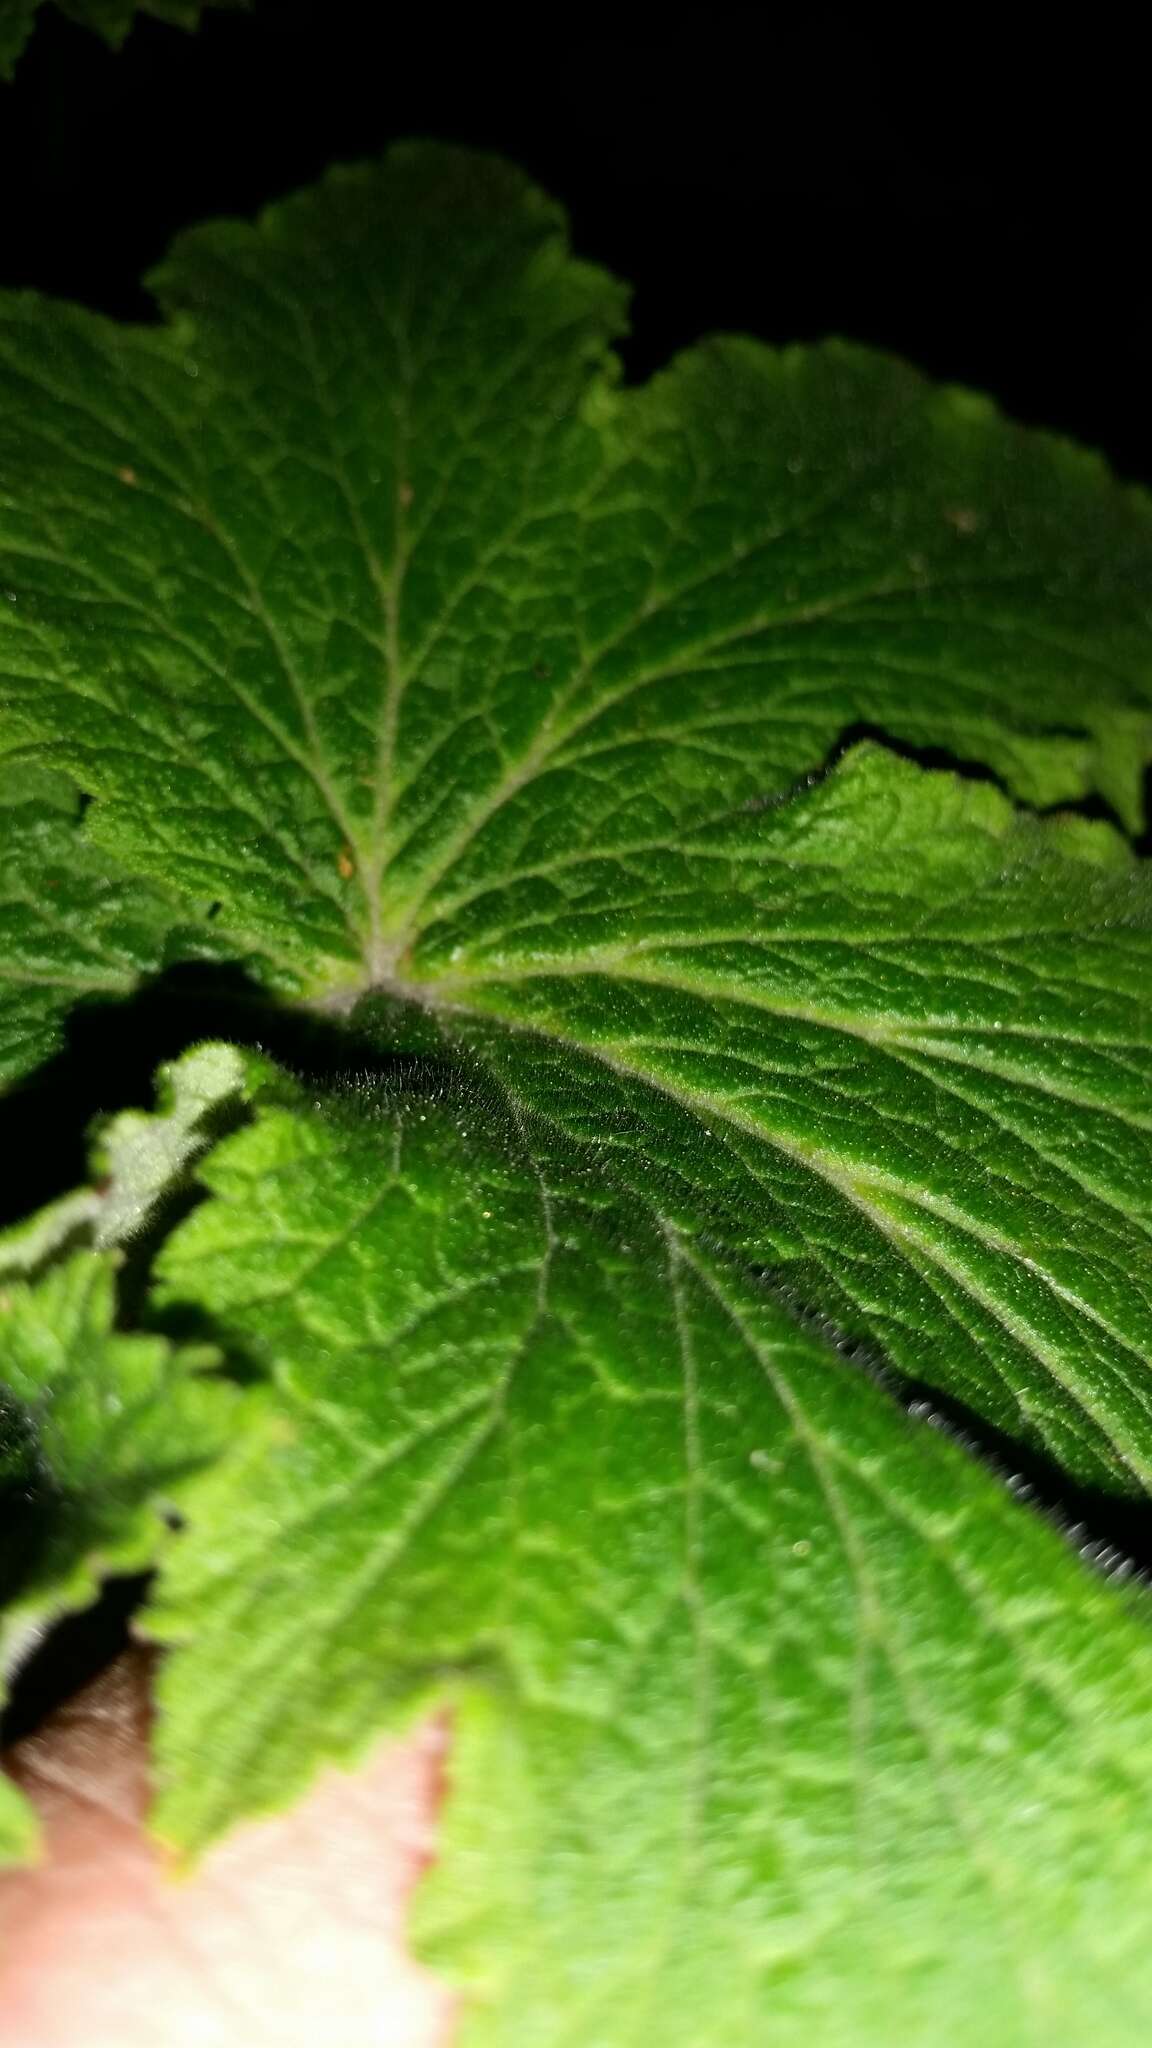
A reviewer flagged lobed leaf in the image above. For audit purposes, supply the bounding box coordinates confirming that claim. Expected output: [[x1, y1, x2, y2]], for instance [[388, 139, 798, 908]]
[[2, 147, 1152, 1006], [3, 146, 1152, 2040]]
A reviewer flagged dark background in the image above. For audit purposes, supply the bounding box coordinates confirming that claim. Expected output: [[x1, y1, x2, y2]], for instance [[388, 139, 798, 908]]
[[1, 5, 1148, 482]]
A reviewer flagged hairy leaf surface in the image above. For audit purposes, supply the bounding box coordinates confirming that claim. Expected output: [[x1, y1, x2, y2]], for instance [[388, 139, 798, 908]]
[[406, 745, 1152, 1489], [2, 147, 1152, 997], [2, 146, 1152, 2040]]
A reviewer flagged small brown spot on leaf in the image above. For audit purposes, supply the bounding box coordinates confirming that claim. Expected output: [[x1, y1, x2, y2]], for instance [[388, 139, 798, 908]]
[[398, 480, 414, 508], [337, 846, 355, 880], [117, 466, 138, 487], [945, 505, 980, 534]]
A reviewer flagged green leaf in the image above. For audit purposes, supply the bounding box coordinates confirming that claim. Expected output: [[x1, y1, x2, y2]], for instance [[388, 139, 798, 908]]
[[5, 146, 1152, 2038], [0, 0, 246, 78], [146, 1063, 1152, 2045], [2, 146, 1152, 1007], [0, 1255, 241, 1858], [0, 1036, 250, 1278], [0, 1040, 252, 1860], [0, 1258, 233, 1645]]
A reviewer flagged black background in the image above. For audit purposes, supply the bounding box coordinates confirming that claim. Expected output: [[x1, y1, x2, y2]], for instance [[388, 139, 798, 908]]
[[1, 6, 1148, 482], [1, 6, 1151, 1724]]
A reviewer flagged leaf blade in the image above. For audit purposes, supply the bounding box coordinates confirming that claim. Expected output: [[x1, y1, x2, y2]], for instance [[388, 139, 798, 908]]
[[4, 148, 1152, 1001], [5, 146, 1152, 2037]]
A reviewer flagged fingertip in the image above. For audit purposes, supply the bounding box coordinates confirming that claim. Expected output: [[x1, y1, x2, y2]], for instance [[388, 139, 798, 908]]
[[0, 1649, 456, 2046]]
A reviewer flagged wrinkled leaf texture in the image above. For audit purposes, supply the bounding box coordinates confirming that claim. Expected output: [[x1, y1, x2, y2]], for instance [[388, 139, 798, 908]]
[[3, 146, 1152, 2044]]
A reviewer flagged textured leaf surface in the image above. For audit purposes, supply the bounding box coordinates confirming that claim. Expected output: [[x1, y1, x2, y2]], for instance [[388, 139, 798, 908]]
[[146, 1062, 1152, 2046], [5, 146, 1152, 1461], [404, 744, 1152, 1490], [4, 146, 1152, 2040], [2, 146, 1152, 1003], [0, 0, 245, 78]]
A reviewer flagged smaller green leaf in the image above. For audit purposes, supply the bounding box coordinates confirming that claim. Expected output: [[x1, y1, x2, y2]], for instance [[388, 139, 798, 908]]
[[0, 1040, 258, 1866], [0, 1254, 244, 1860], [87, 1037, 251, 1251], [0, 1037, 251, 1280], [0, 1258, 231, 1637]]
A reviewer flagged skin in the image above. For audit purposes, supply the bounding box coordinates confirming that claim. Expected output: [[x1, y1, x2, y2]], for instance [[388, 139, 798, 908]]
[[0, 1648, 455, 2045]]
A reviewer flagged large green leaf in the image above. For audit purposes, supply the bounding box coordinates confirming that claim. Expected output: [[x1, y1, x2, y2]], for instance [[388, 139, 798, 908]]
[[2, 147, 1151, 999], [3, 145, 1152, 2040], [144, 1056, 1152, 2046]]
